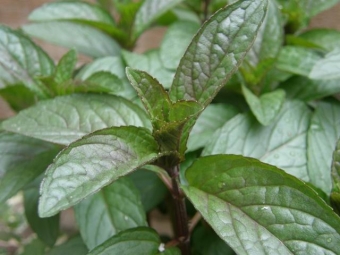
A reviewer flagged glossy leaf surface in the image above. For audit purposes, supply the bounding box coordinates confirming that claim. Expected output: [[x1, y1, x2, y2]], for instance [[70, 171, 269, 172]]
[[170, 0, 267, 106], [203, 101, 311, 180], [74, 177, 147, 250], [308, 100, 340, 194], [3, 94, 151, 145], [39, 126, 162, 217], [183, 155, 340, 255]]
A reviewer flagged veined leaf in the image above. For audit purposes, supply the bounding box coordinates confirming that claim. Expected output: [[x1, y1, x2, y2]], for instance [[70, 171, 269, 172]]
[[88, 227, 162, 255], [24, 185, 59, 247], [38, 126, 163, 217], [187, 104, 238, 152], [47, 236, 88, 255], [54, 49, 77, 84], [0, 132, 59, 203], [309, 49, 340, 80], [169, 0, 267, 106], [276, 46, 322, 77], [132, 0, 183, 40], [183, 155, 340, 255], [23, 21, 121, 58], [74, 177, 146, 250], [2, 94, 151, 145], [242, 85, 285, 126], [203, 100, 311, 181], [308, 100, 340, 195], [0, 25, 54, 96]]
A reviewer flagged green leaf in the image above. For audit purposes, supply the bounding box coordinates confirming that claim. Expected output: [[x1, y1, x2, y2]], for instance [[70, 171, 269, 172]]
[[20, 238, 46, 255], [160, 21, 200, 70], [84, 71, 124, 94], [187, 104, 238, 152], [308, 100, 340, 195], [169, 0, 267, 106], [0, 25, 54, 97], [183, 154, 340, 255], [125, 67, 171, 125], [22, 21, 120, 58], [122, 50, 174, 89], [0, 85, 36, 111], [132, 0, 183, 40], [155, 247, 181, 255], [281, 76, 340, 102], [191, 225, 235, 255], [203, 100, 311, 181], [2, 94, 151, 145], [54, 49, 77, 84], [332, 138, 340, 192], [39, 126, 163, 217], [128, 169, 168, 212], [299, 29, 340, 52], [88, 227, 161, 255], [309, 49, 340, 80], [24, 186, 59, 247], [74, 177, 147, 250], [276, 46, 322, 77], [242, 86, 285, 126], [0, 132, 59, 203], [47, 236, 88, 255]]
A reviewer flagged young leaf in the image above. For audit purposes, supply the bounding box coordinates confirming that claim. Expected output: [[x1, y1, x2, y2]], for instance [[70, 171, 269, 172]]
[[276, 46, 322, 77], [242, 85, 285, 126], [2, 94, 151, 145], [39, 126, 163, 217], [309, 49, 340, 80], [308, 99, 340, 195], [183, 155, 340, 255], [74, 177, 147, 250], [132, 0, 183, 40], [160, 21, 200, 70], [0, 25, 54, 97], [125, 67, 171, 125], [187, 103, 238, 152], [203, 100, 311, 181], [54, 49, 77, 84], [22, 21, 121, 58], [47, 236, 88, 255], [169, 0, 268, 106], [88, 227, 161, 255], [24, 186, 59, 247], [0, 132, 59, 203]]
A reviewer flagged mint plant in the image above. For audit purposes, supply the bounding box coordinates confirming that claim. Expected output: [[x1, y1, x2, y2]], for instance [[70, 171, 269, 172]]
[[1, 0, 340, 254]]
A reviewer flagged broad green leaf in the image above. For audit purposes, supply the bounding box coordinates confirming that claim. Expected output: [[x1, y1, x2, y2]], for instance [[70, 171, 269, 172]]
[[160, 21, 200, 70], [308, 100, 340, 195], [24, 186, 59, 247], [0, 25, 54, 96], [332, 138, 340, 192], [242, 85, 285, 126], [39, 126, 163, 217], [276, 46, 322, 77], [0, 85, 36, 111], [187, 103, 238, 152], [183, 155, 340, 255], [125, 68, 171, 125], [0, 132, 59, 203], [128, 169, 168, 212], [169, 0, 267, 106], [155, 247, 181, 255], [132, 0, 183, 40], [2, 94, 151, 145], [54, 49, 77, 84], [192, 225, 235, 255], [309, 49, 340, 80], [299, 29, 340, 52], [22, 21, 120, 58], [88, 227, 161, 255], [74, 177, 147, 250], [47, 236, 88, 255], [281, 76, 340, 102], [20, 239, 46, 255], [203, 100, 311, 181], [241, 0, 283, 84], [85, 72, 123, 93], [122, 50, 174, 89]]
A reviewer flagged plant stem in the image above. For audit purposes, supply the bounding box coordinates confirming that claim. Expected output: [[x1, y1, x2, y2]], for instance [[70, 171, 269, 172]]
[[167, 165, 191, 255]]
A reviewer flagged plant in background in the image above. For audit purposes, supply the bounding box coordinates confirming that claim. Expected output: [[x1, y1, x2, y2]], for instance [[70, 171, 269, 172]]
[[1, 0, 340, 254]]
